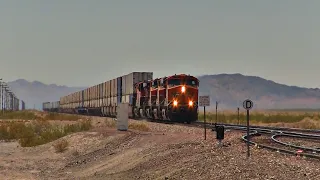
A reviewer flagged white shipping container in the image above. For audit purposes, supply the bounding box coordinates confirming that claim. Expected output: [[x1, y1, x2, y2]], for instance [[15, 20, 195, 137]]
[[96, 99, 100, 107], [115, 78, 118, 97], [108, 81, 110, 97], [96, 85, 98, 99], [91, 100, 95, 107], [111, 79, 118, 97], [52, 101, 59, 108], [113, 96, 117, 106], [92, 86, 96, 100], [89, 87, 93, 101], [125, 72, 153, 95], [106, 97, 110, 106], [94, 99, 97, 107], [121, 75, 127, 95], [99, 99, 103, 107], [99, 83, 103, 99], [103, 98, 106, 106], [121, 95, 130, 103], [103, 82, 106, 98], [43, 102, 49, 109], [90, 100, 94, 108], [110, 97, 113, 106]]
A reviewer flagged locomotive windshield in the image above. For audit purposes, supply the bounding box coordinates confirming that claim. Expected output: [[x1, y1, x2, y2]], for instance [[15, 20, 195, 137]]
[[168, 78, 198, 87], [185, 79, 198, 87], [168, 79, 181, 86]]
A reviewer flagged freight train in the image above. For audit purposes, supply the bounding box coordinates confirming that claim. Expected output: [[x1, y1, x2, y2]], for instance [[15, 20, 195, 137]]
[[43, 72, 199, 123]]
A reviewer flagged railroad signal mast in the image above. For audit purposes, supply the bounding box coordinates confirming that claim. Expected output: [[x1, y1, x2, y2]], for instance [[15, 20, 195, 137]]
[[243, 99, 253, 158]]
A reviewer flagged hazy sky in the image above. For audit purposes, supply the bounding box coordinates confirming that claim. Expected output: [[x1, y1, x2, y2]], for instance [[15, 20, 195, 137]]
[[1, 0, 319, 88]]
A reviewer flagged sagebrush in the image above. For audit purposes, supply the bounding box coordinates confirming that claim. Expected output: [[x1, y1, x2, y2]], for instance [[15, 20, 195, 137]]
[[198, 110, 320, 129], [0, 119, 92, 147]]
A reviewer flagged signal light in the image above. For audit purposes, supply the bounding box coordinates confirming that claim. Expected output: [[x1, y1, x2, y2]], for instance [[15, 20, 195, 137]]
[[173, 100, 178, 106], [181, 86, 185, 93]]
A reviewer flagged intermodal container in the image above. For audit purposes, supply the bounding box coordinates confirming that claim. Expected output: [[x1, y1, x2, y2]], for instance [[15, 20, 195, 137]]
[[92, 99, 96, 108], [89, 87, 92, 101], [92, 85, 96, 100], [43, 102, 49, 110], [121, 95, 129, 103], [111, 79, 117, 97], [78, 91, 80, 107], [114, 96, 118, 106], [102, 82, 105, 98], [117, 77, 122, 97], [129, 94, 133, 105], [124, 72, 153, 95], [117, 95, 121, 104], [86, 88, 89, 101], [83, 89, 87, 101], [99, 83, 103, 100], [121, 75, 127, 95], [52, 101, 59, 109], [120, 94, 133, 105], [106, 97, 110, 106], [110, 97, 113, 106], [107, 80, 111, 97], [114, 97, 117, 106], [96, 85, 98, 100]]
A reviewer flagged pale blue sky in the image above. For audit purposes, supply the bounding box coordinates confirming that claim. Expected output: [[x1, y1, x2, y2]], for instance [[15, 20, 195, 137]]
[[1, 0, 319, 87]]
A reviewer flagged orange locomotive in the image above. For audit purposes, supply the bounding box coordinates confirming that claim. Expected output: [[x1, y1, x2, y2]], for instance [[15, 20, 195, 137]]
[[132, 74, 199, 123]]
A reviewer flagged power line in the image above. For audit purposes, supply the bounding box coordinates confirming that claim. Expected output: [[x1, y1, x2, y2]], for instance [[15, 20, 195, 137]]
[[0, 79, 25, 113]]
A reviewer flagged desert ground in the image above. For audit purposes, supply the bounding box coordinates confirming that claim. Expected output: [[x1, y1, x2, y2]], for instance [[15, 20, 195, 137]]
[[0, 112, 320, 180]]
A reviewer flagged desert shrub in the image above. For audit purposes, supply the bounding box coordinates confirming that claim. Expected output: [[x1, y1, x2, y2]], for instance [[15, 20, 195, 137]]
[[43, 112, 80, 121], [0, 111, 39, 120], [53, 139, 69, 153], [63, 120, 92, 133], [129, 122, 150, 131], [0, 119, 92, 147]]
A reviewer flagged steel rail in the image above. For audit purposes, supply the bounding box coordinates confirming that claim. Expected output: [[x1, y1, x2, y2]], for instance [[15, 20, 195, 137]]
[[271, 134, 320, 153], [241, 131, 320, 160], [193, 121, 320, 134]]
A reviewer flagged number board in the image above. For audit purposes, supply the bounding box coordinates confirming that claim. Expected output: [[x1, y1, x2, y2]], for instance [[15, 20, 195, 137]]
[[199, 96, 210, 106]]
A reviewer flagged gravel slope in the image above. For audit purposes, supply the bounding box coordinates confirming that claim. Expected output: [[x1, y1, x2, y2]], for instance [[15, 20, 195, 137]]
[[0, 117, 319, 180]]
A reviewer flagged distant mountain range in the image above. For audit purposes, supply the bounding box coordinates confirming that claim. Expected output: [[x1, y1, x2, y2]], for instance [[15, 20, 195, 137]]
[[7, 79, 86, 110], [198, 74, 320, 110], [6, 74, 320, 110]]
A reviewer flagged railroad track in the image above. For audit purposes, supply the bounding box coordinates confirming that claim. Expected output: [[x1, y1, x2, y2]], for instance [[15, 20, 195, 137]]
[[174, 120, 320, 159], [242, 131, 320, 160]]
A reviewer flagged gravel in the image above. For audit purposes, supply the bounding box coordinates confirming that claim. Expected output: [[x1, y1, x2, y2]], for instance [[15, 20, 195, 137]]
[[1, 117, 320, 180]]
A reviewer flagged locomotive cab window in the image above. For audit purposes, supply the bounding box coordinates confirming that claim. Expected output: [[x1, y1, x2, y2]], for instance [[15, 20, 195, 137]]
[[138, 83, 144, 91], [152, 80, 158, 88], [185, 79, 198, 87], [168, 79, 181, 87]]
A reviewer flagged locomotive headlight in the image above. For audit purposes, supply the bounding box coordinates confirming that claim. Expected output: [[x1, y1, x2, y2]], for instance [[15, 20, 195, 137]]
[[181, 86, 186, 93], [173, 100, 178, 106], [189, 101, 193, 106]]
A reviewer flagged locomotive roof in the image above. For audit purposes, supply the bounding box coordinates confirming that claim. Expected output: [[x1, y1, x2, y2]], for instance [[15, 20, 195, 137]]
[[166, 74, 198, 79], [134, 74, 199, 86]]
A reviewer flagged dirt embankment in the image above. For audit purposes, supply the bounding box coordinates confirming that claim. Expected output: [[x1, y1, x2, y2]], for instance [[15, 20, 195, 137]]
[[0, 117, 320, 180]]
